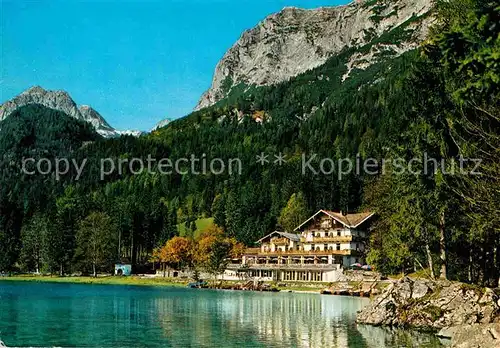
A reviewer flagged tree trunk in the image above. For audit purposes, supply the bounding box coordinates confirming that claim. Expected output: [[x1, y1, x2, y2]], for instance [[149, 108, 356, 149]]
[[468, 252, 473, 283], [131, 231, 136, 266], [93, 263, 97, 278], [485, 241, 498, 288], [479, 245, 486, 286], [425, 242, 436, 280], [495, 244, 500, 288], [439, 211, 447, 280], [118, 228, 121, 261]]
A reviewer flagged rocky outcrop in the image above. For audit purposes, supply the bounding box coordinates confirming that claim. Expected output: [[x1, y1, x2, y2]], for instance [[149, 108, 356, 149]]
[[0, 86, 141, 137], [448, 323, 500, 348], [196, 0, 434, 110], [356, 277, 500, 331]]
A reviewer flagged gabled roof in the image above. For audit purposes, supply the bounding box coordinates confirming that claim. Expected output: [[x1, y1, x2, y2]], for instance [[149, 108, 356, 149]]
[[294, 210, 374, 231], [255, 231, 301, 244]]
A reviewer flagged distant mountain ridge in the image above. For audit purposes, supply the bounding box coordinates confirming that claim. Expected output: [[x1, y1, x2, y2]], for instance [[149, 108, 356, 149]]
[[152, 118, 173, 131], [0, 86, 142, 137], [196, 0, 434, 110]]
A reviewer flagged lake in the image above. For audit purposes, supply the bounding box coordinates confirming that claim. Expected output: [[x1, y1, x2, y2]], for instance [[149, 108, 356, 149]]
[[0, 281, 443, 347]]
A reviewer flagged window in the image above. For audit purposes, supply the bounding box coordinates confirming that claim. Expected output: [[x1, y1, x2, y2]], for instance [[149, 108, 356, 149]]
[[336, 243, 341, 250], [324, 244, 328, 251], [337, 230, 341, 236], [316, 233, 321, 238]]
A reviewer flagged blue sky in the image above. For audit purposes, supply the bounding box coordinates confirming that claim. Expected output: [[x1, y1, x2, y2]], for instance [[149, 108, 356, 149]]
[[1, 0, 348, 131]]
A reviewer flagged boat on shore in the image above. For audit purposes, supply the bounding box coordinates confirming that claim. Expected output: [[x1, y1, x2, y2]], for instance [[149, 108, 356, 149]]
[[320, 288, 370, 297], [187, 280, 208, 288]]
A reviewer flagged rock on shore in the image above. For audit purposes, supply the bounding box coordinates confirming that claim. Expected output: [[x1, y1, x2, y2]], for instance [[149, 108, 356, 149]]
[[447, 323, 500, 348], [356, 277, 499, 330]]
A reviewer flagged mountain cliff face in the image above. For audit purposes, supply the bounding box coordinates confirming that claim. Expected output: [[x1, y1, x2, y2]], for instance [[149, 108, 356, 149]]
[[196, 0, 434, 110], [0, 86, 142, 137]]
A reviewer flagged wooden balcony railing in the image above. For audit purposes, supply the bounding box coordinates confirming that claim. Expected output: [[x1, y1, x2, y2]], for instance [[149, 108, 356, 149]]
[[227, 263, 341, 270], [271, 237, 290, 245], [300, 236, 366, 243], [244, 247, 260, 254], [243, 249, 357, 256], [300, 236, 352, 243]]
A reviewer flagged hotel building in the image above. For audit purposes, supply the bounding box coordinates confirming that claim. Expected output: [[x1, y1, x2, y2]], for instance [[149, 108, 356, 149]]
[[234, 210, 374, 282]]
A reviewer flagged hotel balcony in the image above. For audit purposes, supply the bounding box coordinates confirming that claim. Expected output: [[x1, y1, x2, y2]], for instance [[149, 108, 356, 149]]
[[299, 235, 365, 243], [243, 249, 359, 257], [227, 263, 340, 270], [271, 237, 290, 245], [245, 248, 261, 255]]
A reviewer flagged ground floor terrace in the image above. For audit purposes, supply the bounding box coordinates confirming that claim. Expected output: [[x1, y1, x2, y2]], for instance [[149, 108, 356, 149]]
[[226, 264, 343, 282]]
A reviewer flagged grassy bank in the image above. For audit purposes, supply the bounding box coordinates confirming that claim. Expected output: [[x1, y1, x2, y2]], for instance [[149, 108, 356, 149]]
[[0, 275, 188, 287], [0, 275, 391, 295], [0, 276, 325, 293]]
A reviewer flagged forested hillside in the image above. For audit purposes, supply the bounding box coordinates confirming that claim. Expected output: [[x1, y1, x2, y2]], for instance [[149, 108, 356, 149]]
[[0, 0, 498, 286], [0, 105, 99, 272]]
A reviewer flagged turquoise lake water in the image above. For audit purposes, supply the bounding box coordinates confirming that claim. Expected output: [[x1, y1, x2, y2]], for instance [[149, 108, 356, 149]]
[[0, 281, 443, 347]]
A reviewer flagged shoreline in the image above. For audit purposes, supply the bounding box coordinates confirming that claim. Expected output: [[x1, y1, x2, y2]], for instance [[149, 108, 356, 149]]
[[0, 275, 327, 293], [0, 275, 391, 296], [0, 275, 188, 287]]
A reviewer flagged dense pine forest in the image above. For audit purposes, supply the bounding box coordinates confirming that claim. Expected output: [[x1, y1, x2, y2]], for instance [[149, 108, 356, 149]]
[[0, 0, 498, 286]]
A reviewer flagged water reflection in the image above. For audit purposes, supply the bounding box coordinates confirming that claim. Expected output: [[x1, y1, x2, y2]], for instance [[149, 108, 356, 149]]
[[152, 290, 442, 348], [356, 325, 445, 348], [0, 282, 442, 347]]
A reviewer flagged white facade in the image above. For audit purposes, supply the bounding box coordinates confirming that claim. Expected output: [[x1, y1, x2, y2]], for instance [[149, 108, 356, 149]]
[[239, 210, 374, 282]]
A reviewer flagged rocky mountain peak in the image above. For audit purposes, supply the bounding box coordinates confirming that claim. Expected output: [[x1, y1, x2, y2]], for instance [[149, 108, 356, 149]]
[[21, 85, 47, 95], [1, 86, 82, 122], [195, 0, 434, 110], [0, 87, 141, 138]]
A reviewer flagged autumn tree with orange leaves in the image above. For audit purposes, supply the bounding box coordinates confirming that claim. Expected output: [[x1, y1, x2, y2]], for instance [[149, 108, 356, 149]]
[[152, 225, 244, 280], [157, 236, 194, 273], [194, 225, 245, 279]]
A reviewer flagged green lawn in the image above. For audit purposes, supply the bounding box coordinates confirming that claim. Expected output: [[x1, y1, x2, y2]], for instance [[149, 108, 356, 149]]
[[0, 276, 322, 292], [0, 275, 188, 287], [177, 217, 214, 239], [278, 285, 324, 292]]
